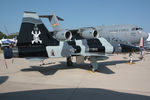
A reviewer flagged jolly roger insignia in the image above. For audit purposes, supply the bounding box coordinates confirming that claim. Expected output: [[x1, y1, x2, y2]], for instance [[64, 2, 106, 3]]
[[31, 25, 42, 44]]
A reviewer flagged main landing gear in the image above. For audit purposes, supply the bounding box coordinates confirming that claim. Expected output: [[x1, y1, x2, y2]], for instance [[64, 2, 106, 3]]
[[66, 56, 99, 72], [66, 56, 73, 67], [89, 56, 99, 72]]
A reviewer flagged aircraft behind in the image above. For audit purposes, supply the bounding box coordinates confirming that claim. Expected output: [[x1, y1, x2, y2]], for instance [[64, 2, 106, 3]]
[[0, 38, 17, 49], [96, 24, 148, 45], [39, 14, 148, 48], [40, 14, 147, 53]]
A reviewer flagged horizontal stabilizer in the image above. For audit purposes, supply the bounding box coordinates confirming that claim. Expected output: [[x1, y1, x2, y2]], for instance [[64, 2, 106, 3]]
[[39, 15, 64, 21], [40, 14, 63, 31]]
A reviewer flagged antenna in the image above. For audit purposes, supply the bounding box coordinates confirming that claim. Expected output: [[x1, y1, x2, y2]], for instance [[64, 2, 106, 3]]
[[4, 25, 9, 36]]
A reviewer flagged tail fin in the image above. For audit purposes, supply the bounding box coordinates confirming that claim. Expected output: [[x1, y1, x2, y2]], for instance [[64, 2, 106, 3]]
[[4, 12, 61, 58], [17, 11, 59, 46], [39, 14, 64, 31]]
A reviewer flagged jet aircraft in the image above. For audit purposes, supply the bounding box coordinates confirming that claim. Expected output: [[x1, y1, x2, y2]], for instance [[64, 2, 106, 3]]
[[3, 12, 115, 72], [3, 12, 141, 72]]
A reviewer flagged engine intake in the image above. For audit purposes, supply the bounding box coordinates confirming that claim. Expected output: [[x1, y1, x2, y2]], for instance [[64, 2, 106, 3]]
[[55, 30, 72, 41], [79, 28, 99, 39], [3, 47, 19, 59]]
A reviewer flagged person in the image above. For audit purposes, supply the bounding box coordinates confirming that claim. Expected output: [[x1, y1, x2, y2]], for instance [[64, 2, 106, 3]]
[[140, 48, 145, 60], [129, 52, 133, 64]]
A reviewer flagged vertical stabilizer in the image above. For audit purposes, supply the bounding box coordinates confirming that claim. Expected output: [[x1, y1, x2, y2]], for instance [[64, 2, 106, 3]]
[[17, 11, 59, 46], [16, 11, 59, 57]]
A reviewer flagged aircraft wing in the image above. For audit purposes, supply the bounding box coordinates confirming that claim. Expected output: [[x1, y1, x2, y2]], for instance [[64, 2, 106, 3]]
[[49, 29, 78, 36], [72, 52, 110, 61], [120, 43, 140, 52], [48, 26, 100, 40], [72, 52, 106, 56]]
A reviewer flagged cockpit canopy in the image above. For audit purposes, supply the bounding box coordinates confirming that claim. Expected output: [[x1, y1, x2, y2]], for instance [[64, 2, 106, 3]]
[[131, 27, 143, 31]]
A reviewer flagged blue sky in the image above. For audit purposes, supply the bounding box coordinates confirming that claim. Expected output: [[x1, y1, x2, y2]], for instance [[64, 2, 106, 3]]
[[0, 0, 150, 34]]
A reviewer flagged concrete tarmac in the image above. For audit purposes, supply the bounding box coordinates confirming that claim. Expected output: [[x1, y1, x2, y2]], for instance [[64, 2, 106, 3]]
[[0, 52, 150, 100]]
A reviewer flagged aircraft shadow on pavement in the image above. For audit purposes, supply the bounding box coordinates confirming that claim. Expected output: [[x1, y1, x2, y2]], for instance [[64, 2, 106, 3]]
[[0, 88, 149, 100], [21, 62, 94, 75], [21, 59, 140, 75], [97, 59, 140, 74], [21, 61, 116, 75], [0, 76, 9, 85]]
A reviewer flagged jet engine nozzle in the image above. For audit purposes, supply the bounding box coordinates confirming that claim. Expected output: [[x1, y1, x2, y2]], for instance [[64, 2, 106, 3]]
[[3, 47, 19, 59], [3, 48, 13, 59]]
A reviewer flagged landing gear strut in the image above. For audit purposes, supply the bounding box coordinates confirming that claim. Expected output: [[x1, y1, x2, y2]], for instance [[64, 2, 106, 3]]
[[67, 56, 73, 66], [89, 56, 99, 72], [40, 59, 45, 66]]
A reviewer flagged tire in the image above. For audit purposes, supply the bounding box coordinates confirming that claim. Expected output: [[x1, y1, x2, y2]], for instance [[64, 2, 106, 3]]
[[67, 57, 73, 66]]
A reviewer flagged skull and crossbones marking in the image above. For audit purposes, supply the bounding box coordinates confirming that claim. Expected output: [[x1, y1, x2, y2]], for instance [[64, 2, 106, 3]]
[[31, 25, 42, 44]]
